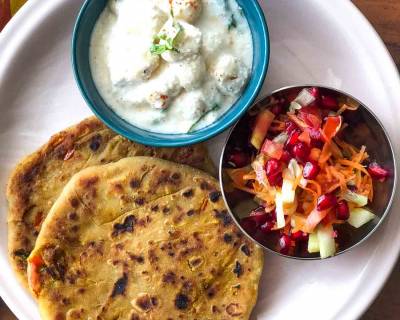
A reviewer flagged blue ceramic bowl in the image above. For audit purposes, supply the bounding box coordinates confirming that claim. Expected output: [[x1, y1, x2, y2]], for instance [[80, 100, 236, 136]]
[[72, 0, 269, 147]]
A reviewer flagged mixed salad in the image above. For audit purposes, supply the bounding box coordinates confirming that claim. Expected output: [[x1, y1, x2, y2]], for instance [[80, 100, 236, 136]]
[[225, 87, 390, 258]]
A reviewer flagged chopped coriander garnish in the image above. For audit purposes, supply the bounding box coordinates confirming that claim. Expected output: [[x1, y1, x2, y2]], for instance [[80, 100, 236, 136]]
[[150, 21, 182, 56], [228, 14, 237, 30], [223, 0, 237, 30]]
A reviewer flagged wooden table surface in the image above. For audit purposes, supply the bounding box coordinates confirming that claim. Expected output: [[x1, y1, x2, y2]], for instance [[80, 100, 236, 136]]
[[1, 0, 400, 319]]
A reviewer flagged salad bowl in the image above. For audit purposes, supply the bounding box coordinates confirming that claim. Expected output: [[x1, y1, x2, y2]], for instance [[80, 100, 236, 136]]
[[220, 85, 397, 259]]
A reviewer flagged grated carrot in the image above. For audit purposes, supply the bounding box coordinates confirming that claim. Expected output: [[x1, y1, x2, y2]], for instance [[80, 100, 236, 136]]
[[319, 142, 332, 165], [337, 103, 359, 115], [225, 98, 377, 243], [310, 148, 321, 162]]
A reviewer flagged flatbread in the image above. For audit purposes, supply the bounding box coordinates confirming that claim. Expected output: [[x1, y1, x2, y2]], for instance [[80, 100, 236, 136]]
[[28, 157, 263, 320], [7, 117, 215, 286]]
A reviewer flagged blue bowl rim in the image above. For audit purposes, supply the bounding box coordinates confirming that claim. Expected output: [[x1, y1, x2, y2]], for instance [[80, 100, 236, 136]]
[[71, 0, 270, 147]]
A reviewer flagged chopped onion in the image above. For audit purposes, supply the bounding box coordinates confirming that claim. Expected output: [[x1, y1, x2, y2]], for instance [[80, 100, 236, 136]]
[[273, 132, 289, 144], [281, 159, 302, 204], [261, 139, 284, 159], [275, 192, 286, 229], [251, 155, 269, 188], [289, 101, 302, 113], [281, 175, 295, 203], [295, 88, 316, 107], [288, 159, 303, 180], [299, 177, 308, 188]]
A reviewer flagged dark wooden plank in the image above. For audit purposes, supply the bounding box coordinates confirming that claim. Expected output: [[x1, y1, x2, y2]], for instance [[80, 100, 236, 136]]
[[353, 0, 400, 68], [0, 300, 16, 320]]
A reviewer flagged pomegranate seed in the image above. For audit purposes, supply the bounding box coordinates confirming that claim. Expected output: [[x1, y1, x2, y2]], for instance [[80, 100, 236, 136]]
[[280, 150, 292, 163], [279, 234, 292, 254], [301, 232, 309, 241], [308, 128, 323, 141], [309, 88, 321, 108], [249, 207, 268, 226], [285, 121, 298, 134], [368, 162, 389, 181], [271, 104, 284, 115], [267, 210, 277, 221], [336, 200, 350, 220], [309, 87, 320, 99], [265, 159, 280, 175], [227, 151, 249, 168], [299, 106, 322, 128], [260, 220, 274, 233], [309, 127, 323, 148], [317, 194, 337, 211], [292, 142, 310, 163], [321, 95, 338, 110], [286, 129, 301, 147], [240, 217, 257, 234], [303, 161, 320, 180], [291, 231, 309, 242], [272, 175, 283, 187], [265, 159, 283, 187]]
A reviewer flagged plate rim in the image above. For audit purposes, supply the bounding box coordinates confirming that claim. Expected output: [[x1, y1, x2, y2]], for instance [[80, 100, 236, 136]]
[[0, 0, 399, 319], [323, 1, 400, 319]]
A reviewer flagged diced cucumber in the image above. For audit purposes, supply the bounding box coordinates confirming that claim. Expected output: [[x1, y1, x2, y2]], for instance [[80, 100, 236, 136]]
[[347, 207, 376, 228], [343, 191, 368, 207], [317, 225, 336, 259], [308, 232, 320, 254]]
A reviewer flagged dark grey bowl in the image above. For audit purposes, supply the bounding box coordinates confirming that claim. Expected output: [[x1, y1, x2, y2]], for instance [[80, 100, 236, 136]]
[[219, 85, 397, 260]]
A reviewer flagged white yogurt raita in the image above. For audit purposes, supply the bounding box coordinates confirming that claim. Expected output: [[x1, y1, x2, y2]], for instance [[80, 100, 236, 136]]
[[90, 0, 253, 133]]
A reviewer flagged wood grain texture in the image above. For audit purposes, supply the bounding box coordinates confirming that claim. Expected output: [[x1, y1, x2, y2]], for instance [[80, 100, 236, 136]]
[[353, 0, 400, 68], [1, 1, 400, 319], [0, 300, 16, 320]]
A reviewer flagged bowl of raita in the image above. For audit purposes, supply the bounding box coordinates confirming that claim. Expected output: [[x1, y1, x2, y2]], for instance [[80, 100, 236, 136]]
[[72, 0, 269, 146]]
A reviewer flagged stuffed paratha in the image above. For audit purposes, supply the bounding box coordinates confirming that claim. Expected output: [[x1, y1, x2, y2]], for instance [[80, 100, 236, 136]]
[[7, 117, 215, 286], [28, 157, 263, 320]]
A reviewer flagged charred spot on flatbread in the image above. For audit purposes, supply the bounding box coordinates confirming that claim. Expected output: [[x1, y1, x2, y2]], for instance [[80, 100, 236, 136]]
[[111, 273, 128, 298], [112, 215, 136, 237]]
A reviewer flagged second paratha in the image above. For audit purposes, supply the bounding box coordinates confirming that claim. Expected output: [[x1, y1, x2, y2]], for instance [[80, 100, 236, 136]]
[[28, 157, 263, 320]]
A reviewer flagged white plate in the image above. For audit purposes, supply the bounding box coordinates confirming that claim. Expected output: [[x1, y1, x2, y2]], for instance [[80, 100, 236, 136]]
[[0, 0, 399, 319]]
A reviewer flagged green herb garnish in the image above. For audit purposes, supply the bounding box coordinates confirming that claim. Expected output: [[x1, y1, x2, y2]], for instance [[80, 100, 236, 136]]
[[150, 21, 182, 55], [189, 104, 220, 132], [223, 0, 237, 30], [228, 14, 237, 30]]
